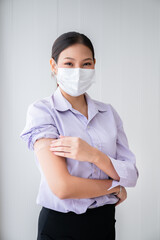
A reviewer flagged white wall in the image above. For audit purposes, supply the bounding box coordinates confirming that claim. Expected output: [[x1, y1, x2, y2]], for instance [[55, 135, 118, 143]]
[[0, 0, 160, 239]]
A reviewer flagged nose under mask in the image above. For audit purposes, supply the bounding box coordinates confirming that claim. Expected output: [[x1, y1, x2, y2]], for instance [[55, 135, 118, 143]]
[[53, 64, 96, 96]]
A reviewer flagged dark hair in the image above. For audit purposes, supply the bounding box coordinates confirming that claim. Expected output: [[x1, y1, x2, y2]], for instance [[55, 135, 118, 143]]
[[51, 31, 95, 63]]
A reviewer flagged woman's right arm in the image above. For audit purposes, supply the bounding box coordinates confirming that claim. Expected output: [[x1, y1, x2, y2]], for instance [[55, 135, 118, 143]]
[[34, 138, 121, 199]]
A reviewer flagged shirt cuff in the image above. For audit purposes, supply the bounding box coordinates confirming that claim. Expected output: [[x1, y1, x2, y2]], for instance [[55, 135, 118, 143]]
[[30, 131, 59, 151], [107, 155, 138, 190]]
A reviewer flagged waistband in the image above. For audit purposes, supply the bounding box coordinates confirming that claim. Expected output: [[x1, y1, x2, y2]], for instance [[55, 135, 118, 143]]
[[42, 203, 115, 216]]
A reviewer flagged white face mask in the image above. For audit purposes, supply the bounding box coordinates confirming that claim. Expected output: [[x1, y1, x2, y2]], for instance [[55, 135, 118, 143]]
[[54, 66, 96, 97]]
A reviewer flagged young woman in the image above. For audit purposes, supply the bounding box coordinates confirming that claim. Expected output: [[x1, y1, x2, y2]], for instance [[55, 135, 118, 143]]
[[20, 31, 139, 240]]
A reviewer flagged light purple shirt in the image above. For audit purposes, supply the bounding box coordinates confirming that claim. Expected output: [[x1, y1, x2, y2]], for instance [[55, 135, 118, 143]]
[[20, 86, 139, 214]]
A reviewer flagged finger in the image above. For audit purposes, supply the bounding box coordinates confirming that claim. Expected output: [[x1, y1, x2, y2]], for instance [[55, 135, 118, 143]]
[[115, 200, 119, 206], [50, 146, 71, 153], [52, 136, 76, 145], [52, 151, 72, 158], [115, 201, 120, 206], [115, 199, 122, 206], [50, 138, 71, 147]]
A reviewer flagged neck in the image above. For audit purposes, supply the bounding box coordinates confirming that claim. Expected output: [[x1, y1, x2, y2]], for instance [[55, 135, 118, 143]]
[[59, 87, 87, 110]]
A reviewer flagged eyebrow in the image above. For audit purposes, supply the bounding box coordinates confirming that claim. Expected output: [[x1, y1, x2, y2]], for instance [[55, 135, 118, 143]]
[[63, 57, 93, 61]]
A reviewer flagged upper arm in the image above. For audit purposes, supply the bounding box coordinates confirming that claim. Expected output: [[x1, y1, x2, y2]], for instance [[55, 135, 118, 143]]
[[20, 101, 71, 198], [20, 101, 60, 151], [34, 138, 70, 199]]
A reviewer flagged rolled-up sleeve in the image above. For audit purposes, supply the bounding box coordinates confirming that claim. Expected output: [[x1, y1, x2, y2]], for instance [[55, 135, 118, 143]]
[[108, 104, 139, 190], [20, 101, 59, 151]]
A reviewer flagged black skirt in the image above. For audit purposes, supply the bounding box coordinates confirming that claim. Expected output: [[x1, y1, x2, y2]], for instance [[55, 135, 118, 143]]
[[37, 203, 116, 240]]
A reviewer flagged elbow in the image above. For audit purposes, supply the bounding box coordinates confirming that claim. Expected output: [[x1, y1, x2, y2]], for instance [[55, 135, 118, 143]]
[[131, 169, 139, 187], [126, 163, 139, 187], [51, 178, 70, 200], [119, 167, 139, 188], [56, 188, 68, 200], [130, 165, 139, 187], [126, 168, 139, 187], [129, 178, 138, 187]]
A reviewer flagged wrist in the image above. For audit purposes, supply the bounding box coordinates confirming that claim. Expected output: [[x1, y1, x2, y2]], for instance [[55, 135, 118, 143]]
[[114, 185, 122, 196], [91, 147, 101, 164]]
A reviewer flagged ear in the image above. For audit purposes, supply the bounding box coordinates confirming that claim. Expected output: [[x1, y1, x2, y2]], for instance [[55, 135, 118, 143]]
[[49, 58, 57, 74]]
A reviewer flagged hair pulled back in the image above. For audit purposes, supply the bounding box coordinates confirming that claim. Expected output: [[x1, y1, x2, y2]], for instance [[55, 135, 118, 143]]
[[51, 31, 95, 63]]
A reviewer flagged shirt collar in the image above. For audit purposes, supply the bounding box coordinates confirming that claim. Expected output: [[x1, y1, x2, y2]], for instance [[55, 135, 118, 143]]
[[51, 86, 108, 114]]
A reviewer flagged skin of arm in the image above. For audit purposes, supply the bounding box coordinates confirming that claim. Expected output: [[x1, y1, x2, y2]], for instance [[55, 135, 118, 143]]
[[91, 147, 120, 181], [49, 136, 120, 181], [34, 138, 120, 200]]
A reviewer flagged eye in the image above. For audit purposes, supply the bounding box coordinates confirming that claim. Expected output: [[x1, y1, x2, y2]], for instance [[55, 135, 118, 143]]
[[64, 62, 73, 66], [83, 62, 92, 66]]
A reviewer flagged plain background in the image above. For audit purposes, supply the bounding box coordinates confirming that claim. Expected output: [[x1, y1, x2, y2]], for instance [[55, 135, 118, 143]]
[[0, 0, 160, 239]]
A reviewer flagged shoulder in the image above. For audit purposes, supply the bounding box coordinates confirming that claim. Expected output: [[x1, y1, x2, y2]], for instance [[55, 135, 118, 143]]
[[92, 98, 123, 126], [24, 94, 57, 127], [27, 94, 54, 116], [92, 98, 110, 111], [92, 98, 115, 113], [20, 94, 59, 150]]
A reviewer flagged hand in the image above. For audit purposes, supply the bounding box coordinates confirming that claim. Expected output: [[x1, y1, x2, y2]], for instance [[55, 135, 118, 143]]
[[49, 135, 97, 162], [115, 186, 127, 206]]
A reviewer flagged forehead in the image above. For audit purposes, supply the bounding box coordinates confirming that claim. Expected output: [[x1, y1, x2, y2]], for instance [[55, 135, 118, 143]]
[[58, 43, 93, 60]]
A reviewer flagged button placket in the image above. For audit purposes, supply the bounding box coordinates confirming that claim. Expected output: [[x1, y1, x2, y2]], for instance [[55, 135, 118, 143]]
[[86, 124, 101, 177]]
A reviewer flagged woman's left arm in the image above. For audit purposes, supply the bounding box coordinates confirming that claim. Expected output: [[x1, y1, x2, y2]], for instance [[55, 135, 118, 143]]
[[91, 149, 121, 181], [92, 122, 139, 190]]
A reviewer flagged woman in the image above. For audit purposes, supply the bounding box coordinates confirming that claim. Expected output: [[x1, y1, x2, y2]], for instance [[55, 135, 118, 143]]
[[20, 31, 139, 240]]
